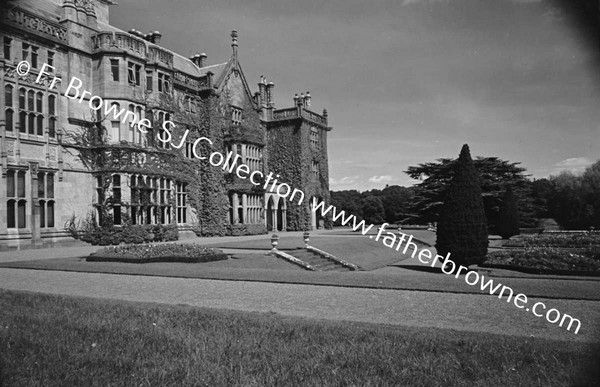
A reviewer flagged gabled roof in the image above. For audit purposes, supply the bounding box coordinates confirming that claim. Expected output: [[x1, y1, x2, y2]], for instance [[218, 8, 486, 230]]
[[198, 62, 228, 79], [208, 58, 258, 110], [172, 54, 201, 77]]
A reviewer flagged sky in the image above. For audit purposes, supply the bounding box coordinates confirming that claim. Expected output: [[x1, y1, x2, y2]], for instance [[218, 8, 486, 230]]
[[109, 0, 600, 191]]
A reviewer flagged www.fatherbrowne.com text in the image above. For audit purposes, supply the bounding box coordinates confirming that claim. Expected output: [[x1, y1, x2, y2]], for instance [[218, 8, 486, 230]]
[[22, 59, 582, 335]]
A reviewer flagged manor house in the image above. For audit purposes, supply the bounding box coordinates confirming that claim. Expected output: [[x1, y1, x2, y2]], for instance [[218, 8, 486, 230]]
[[0, 0, 332, 249]]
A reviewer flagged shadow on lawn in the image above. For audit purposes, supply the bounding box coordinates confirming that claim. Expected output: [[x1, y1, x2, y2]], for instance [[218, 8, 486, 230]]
[[390, 265, 445, 274]]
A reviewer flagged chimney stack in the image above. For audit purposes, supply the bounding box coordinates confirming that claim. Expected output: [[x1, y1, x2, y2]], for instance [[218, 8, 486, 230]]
[[231, 30, 238, 62], [258, 76, 267, 106], [304, 91, 311, 108], [266, 81, 274, 107]]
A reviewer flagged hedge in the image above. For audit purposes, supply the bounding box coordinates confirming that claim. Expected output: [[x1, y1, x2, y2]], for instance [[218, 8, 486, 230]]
[[79, 224, 179, 246]]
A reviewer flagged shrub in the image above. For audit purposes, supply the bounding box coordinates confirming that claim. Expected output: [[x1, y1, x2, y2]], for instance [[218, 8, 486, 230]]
[[497, 187, 520, 239], [226, 224, 268, 236], [88, 243, 227, 263], [66, 213, 179, 246], [436, 144, 489, 265]]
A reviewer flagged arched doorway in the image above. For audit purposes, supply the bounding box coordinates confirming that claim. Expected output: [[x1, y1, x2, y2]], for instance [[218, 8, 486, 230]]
[[266, 197, 274, 231], [276, 197, 285, 231], [311, 196, 324, 230]]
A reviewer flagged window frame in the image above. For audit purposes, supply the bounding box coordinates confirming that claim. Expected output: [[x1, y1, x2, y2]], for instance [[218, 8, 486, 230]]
[[127, 61, 141, 86], [110, 59, 120, 82], [4, 37, 11, 61]]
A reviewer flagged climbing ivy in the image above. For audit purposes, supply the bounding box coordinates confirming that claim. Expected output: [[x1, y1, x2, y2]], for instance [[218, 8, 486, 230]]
[[63, 88, 231, 236]]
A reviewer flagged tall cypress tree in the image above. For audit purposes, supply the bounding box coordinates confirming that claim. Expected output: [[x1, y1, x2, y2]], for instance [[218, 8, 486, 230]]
[[436, 144, 488, 265], [497, 187, 520, 239]]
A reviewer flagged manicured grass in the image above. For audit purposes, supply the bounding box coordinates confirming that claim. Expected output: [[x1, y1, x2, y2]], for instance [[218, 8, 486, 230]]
[[0, 290, 598, 386], [2, 257, 600, 300], [206, 233, 430, 270]]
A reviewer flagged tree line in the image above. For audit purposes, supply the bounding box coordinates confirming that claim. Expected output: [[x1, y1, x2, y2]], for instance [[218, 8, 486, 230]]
[[330, 157, 600, 232]]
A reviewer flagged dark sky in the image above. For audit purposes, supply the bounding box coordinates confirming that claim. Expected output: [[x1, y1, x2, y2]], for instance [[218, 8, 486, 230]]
[[110, 0, 600, 190]]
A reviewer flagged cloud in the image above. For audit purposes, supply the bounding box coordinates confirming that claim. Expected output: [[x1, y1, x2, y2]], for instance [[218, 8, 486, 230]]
[[368, 175, 394, 183], [329, 175, 361, 190], [330, 176, 359, 185], [402, 0, 539, 7], [551, 157, 593, 175], [508, 0, 542, 3], [401, 0, 447, 6]]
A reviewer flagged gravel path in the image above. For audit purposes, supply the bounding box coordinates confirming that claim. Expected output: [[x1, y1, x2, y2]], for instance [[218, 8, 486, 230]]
[[1, 268, 598, 343]]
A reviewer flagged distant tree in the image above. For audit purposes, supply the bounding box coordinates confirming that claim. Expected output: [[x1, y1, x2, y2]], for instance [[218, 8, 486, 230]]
[[497, 187, 520, 239], [361, 196, 385, 225], [330, 186, 416, 225], [436, 144, 488, 266], [405, 156, 539, 229], [582, 160, 600, 229], [544, 161, 600, 230], [330, 190, 363, 224], [529, 178, 553, 220], [380, 185, 416, 224], [548, 172, 587, 229]]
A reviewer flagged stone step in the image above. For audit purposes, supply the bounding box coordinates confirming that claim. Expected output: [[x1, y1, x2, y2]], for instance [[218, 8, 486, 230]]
[[287, 249, 349, 272]]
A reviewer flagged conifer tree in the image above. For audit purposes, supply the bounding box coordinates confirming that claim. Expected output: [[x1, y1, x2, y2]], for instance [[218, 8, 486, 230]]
[[497, 187, 520, 239], [435, 144, 488, 265]]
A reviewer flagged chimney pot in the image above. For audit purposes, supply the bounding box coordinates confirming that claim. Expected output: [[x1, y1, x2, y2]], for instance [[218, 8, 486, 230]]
[[305, 91, 311, 108], [153, 31, 162, 44]]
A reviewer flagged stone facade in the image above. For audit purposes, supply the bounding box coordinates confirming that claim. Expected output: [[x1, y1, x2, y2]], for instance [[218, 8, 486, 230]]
[[0, 0, 331, 250]]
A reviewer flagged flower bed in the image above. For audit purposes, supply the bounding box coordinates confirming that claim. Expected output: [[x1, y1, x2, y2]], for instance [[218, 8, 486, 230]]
[[87, 243, 228, 263], [502, 232, 600, 248], [484, 246, 600, 273]]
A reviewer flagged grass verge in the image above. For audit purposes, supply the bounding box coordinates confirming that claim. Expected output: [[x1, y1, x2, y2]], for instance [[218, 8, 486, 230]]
[[0, 290, 598, 386]]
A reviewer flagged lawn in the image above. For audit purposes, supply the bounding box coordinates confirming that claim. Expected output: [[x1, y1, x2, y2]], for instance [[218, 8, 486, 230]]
[[205, 233, 430, 270], [0, 290, 597, 386]]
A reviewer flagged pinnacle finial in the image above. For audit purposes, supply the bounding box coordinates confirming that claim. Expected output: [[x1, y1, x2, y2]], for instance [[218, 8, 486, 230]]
[[231, 30, 238, 47]]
